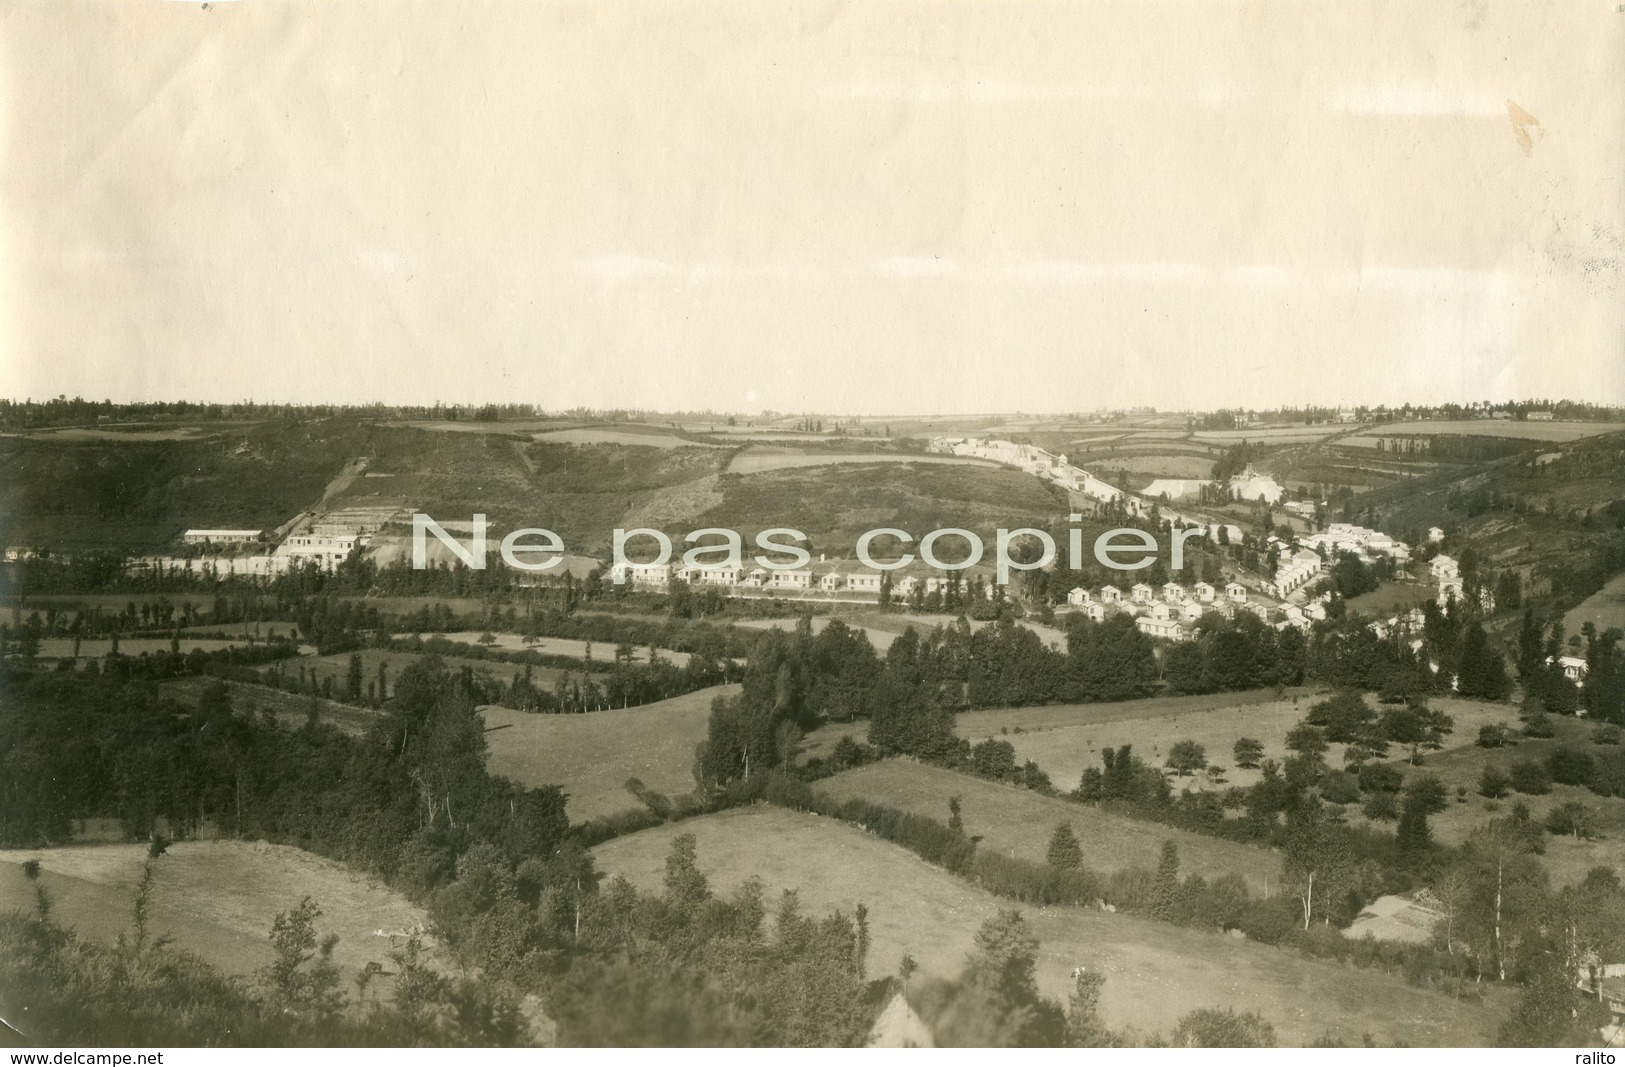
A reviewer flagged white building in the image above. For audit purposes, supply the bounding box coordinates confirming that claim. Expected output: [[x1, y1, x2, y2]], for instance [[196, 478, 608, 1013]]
[[183, 529, 262, 545], [1067, 587, 1093, 607]]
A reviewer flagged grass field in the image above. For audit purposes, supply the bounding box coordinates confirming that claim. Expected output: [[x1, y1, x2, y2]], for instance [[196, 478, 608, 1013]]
[[1345, 581, 1433, 618], [727, 451, 996, 475], [303, 648, 593, 692], [591, 807, 1501, 1045], [1565, 572, 1625, 637], [418, 631, 689, 668], [733, 615, 900, 652], [1343, 716, 1625, 887], [480, 685, 737, 822], [0, 841, 446, 989], [955, 689, 1316, 791], [818, 759, 1281, 893], [161, 676, 380, 734], [1349, 420, 1625, 443], [38, 637, 247, 660], [957, 691, 1518, 795], [532, 429, 721, 449]]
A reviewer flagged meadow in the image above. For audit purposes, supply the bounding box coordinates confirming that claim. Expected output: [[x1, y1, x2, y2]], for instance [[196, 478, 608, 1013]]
[[591, 806, 1502, 1046], [727, 451, 997, 475], [954, 689, 1316, 790], [1565, 572, 1625, 636], [418, 631, 690, 667], [161, 676, 381, 734], [0, 841, 446, 988], [818, 759, 1282, 893], [480, 684, 737, 822], [1343, 716, 1625, 887], [1346, 420, 1625, 444]]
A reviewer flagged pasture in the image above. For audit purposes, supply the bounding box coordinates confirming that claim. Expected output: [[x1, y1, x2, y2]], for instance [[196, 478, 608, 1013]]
[[37, 636, 247, 661], [161, 677, 379, 735], [1346, 716, 1625, 887], [591, 807, 1501, 1045], [303, 648, 592, 693], [1345, 581, 1433, 618], [955, 689, 1316, 791], [1565, 572, 1625, 637], [0, 841, 446, 988], [727, 451, 996, 475], [418, 631, 691, 668], [957, 691, 1518, 795], [818, 759, 1281, 893], [480, 685, 737, 822], [1346, 420, 1625, 444], [531, 428, 719, 449]]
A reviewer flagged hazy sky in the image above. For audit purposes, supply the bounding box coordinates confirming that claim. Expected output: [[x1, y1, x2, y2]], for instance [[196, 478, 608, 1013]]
[[3, 1, 1621, 414]]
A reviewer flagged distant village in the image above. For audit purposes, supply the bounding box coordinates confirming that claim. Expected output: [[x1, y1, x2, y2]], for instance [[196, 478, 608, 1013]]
[[84, 433, 1489, 655]]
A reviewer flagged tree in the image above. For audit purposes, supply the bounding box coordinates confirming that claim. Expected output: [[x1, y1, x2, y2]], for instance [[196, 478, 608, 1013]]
[[1152, 840, 1181, 921], [258, 897, 343, 1019], [1283, 722, 1327, 763], [1456, 623, 1512, 700], [1478, 764, 1511, 799], [1232, 737, 1264, 770], [1046, 823, 1083, 870], [1165, 740, 1208, 777], [1545, 801, 1595, 840], [1508, 759, 1551, 795]]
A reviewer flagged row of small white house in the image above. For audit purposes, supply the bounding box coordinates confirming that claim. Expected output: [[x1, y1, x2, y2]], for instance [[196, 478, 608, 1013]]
[[609, 559, 997, 599], [1065, 582, 1326, 640]]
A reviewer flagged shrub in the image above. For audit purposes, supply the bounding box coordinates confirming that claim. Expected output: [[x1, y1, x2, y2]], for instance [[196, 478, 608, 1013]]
[[1521, 714, 1555, 739], [1320, 770, 1361, 805], [1547, 747, 1595, 787], [1358, 764, 1404, 794], [1509, 759, 1551, 795], [1361, 791, 1399, 822], [1166, 740, 1209, 776], [1403, 774, 1450, 815], [1479, 764, 1511, 799], [1592, 724, 1622, 747], [1477, 724, 1508, 748], [1171, 1008, 1278, 1048], [1545, 801, 1595, 840]]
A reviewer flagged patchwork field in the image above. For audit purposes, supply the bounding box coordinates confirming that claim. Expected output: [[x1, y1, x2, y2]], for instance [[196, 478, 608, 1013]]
[[480, 685, 737, 822], [591, 807, 1501, 1046], [818, 759, 1282, 893], [0, 841, 446, 988]]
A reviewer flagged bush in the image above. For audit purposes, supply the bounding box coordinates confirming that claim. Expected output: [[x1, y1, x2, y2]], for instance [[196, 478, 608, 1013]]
[[1479, 764, 1511, 799], [1320, 770, 1361, 805], [1588, 752, 1625, 798], [1509, 759, 1551, 796], [1167, 740, 1209, 776], [1548, 747, 1595, 787], [1521, 714, 1555, 739], [1362, 791, 1399, 822], [1545, 801, 1595, 840], [1172, 1007, 1278, 1048], [1358, 764, 1404, 794], [1477, 724, 1508, 748], [1592, 724, 1622, 747]]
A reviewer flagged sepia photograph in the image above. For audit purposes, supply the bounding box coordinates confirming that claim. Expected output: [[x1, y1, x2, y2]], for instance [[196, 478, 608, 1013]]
[[1, 0, 1623, 1054]]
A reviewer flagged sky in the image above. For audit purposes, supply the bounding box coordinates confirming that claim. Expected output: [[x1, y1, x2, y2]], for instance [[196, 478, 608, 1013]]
[[3, 0, 1622, 414]]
